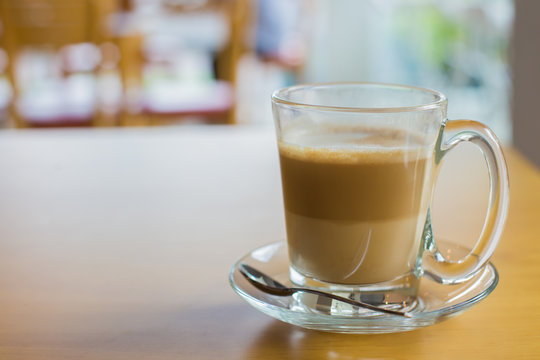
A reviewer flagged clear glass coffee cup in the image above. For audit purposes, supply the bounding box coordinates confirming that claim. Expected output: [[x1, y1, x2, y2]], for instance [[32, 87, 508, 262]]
[[272, 83, 509, 312]]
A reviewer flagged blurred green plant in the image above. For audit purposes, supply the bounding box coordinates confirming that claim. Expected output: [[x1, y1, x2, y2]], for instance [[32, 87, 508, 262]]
[[393, 5, 465, 75]]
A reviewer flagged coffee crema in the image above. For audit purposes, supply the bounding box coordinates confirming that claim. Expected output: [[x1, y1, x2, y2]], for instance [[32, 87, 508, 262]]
[[279, 128, 432, 285]]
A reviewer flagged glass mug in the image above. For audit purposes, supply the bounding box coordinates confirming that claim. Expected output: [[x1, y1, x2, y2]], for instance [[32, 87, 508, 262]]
[[271, 83, 509, 312]]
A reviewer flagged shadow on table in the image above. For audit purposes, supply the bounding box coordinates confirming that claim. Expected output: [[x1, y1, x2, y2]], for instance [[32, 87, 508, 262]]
[[244, 319, 430, 359]]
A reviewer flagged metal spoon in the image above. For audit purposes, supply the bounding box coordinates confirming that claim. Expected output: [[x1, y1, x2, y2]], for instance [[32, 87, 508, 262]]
[[239, 263, 412, 318]]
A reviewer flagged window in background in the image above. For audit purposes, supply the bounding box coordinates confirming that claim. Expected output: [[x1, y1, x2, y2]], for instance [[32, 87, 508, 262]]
[[303, 0, 513, 143]]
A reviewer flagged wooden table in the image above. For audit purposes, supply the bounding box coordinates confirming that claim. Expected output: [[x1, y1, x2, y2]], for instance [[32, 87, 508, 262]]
[[0, 127, 538, 359]]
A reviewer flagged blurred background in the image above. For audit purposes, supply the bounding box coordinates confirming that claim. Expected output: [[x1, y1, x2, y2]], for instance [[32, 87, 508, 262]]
[[0, 0, 537, 162]]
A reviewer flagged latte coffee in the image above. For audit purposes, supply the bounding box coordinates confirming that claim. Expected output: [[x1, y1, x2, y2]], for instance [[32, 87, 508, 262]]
[[279, 127, 432, 285], [272, 83, 508, 309]]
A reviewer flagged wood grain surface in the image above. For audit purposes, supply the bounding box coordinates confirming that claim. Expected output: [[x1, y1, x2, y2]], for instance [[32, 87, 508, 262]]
[[0, 127, 538, 359]]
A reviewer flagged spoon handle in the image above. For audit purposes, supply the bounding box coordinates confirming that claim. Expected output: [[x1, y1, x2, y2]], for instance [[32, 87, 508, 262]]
[[238, 263, 411, 317], [290, 288, 412, 318]]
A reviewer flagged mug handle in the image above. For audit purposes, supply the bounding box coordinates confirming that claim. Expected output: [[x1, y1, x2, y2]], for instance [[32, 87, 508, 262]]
[[422, 120, 510, 284]]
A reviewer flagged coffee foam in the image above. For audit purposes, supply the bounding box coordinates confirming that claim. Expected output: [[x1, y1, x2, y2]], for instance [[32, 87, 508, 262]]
[[279, 127, 429, 164]]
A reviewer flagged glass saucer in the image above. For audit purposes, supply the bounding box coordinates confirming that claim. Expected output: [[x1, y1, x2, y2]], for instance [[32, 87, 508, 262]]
[[229, 241, 498, 334]]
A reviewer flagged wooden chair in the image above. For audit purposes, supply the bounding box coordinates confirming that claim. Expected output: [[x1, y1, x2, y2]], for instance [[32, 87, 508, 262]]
[[115, 0, 252, 126], [0, 0, 116, 127]]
